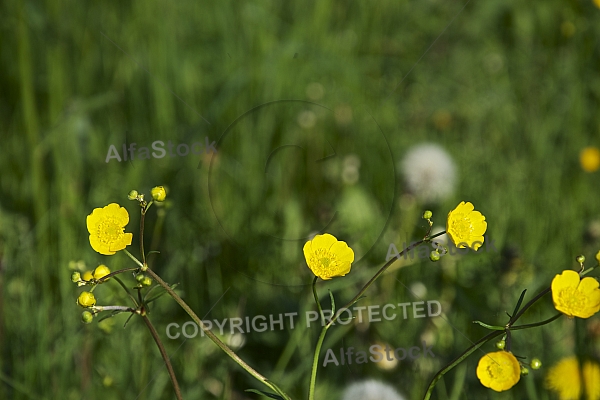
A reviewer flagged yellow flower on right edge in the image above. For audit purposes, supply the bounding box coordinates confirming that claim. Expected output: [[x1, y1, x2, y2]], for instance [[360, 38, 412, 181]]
[[551, 270, 600, 318], [446, 201, 487, 250], [546, 357, 600, 400], [580, 147, 600, 172], [476, 351, 521, 392]]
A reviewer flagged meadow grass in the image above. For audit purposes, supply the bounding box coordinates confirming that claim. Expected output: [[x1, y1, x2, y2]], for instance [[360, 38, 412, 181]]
[[1, 0, 600, 399]]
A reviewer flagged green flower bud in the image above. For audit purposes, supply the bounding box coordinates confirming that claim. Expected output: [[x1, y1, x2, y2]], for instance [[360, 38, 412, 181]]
[[576, 255, 585, 264], [71, 271, 81, 283], [128, 190, 139, 200], [136, 274, 146, 282], [81, 311, 94, 324], [430, 250, 441, 262], [520, 365, 529, 376], [531, 358, 542, 370], [151, 186, 167, 202], [141, 277, 153, 286], [495, 340, 506, 350], [423, 210, 433, 219]]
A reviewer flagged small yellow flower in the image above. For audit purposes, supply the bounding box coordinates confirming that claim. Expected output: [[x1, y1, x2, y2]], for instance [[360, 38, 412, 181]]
[[77, 291, 96, 308], [151, 186, 167, 202], [546, 357, 581, 399], [82, 270, 94, 281], [86, 203, 133, 255], [303, 233, 354, 280], [584, 361, 600, 400], [547, 358, 600, 400], [446, 201, 487, 250], [476, 351, 521, 392], [595, 0, 600, 10], [93, 265, 111, 281], [551, 270, 600, 318], [580, 147, 600, 172]]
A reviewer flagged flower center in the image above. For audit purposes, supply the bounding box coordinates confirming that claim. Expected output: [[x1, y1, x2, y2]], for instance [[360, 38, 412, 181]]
[[310, 249, 338, 275], [96, 217, 124, 244], [558, 287, 587, 313]]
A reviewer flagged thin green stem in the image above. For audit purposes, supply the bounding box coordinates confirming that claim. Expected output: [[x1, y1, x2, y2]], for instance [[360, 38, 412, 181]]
[[140, 206, 147, 266], [97, 267, 139, 283], [423, 330, 504, 400], [510, 313, 562, 330], [123, 249, 144, 268], [312, 277, 325, 326], [327, 235, 437, 328], [144, 268, 292, 400], [94, 305, 136, 313], [141, 314, 182, 400], [308, 326, 329, 400]]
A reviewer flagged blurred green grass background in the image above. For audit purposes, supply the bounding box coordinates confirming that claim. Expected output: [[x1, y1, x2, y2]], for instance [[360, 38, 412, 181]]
[[1, 0, 600, 399]]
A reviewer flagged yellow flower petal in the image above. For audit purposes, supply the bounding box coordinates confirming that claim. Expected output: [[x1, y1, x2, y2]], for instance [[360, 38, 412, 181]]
[[476, 351, 521, 392], [446, 201, 487, 251], [303, 233, 354, 280]]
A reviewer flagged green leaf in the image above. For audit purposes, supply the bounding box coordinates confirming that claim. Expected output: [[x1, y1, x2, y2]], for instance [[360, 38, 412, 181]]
[[97, 310, 124, 323], [328, 290, 336, 316], [144, 283, 179, 305], [510, 289, 527, 321], [245, 389, 284, 399]]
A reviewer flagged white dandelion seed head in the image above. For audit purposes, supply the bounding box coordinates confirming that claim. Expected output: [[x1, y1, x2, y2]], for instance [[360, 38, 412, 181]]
[[342, 380, 406, 400], [400, 143, 456, 203]]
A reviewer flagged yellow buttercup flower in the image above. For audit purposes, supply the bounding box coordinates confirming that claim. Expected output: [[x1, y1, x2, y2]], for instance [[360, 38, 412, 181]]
[[581, 147, 600, 172], [546, 357, 600, 400], [551, 270, 600, 318], [93, 265, 111, 281], [546, 357, 581, 399], [446, 201, 487, 251], [584, 361, 600, 400], [77, 291, 96, 308], [476, 351, 521, 392], [303, 233, 354, 280], [86, 203, 133, 255]]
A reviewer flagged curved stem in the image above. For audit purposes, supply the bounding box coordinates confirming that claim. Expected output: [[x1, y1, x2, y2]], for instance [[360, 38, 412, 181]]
[[511, 313, 562, 330], [144, 268, 292, 400], [308, 326, 329, 400], [326, 235, 438, 329], [97, 267, 139, 283], [141, 314, 182, 400], [123, 249, 144, 268], [140, 206, 147, 266], [423, 329, 504, 400], [312, 277, 325, 326]]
